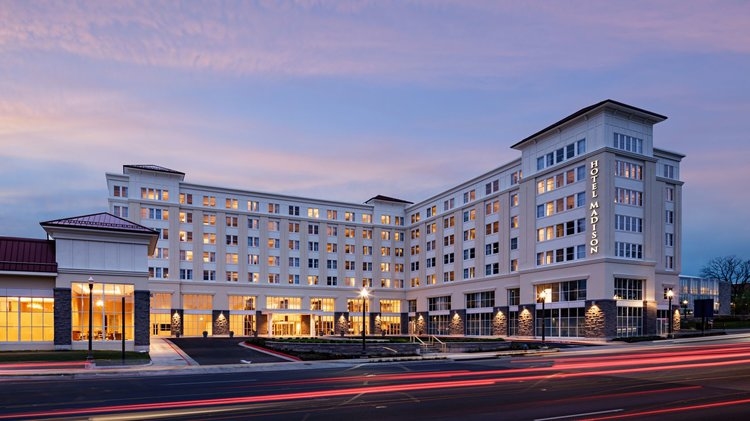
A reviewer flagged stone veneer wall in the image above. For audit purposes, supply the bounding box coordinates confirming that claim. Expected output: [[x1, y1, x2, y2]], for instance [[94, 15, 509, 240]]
[[493, 307, 509, 336], [643, 300, 657, 336], [450, 310, 465, 335], [334, 312, 349, 335], [415, 312, 428, 335], [212, 310, 229, 335], [584, 299, 616, 338], [54, 288, 72, 349], [134, 290, 150, 351], [171, 309, 183, 336], [518, 306, 534, 336]]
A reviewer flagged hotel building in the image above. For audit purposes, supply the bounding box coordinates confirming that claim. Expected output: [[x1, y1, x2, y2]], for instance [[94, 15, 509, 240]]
[[106, 99, 685, 340], [0, 99, 685, 351]]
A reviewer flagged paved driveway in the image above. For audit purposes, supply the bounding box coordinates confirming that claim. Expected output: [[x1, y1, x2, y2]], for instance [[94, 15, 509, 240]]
[[167, 337, 290, 365]]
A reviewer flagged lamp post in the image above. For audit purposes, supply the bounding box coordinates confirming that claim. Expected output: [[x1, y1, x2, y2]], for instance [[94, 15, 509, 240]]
[[538, 289, 547, 344], [86, 277, 95, 368], [682, 299, 688, 320], [667, 289, 674, 338], [359, 288, 369, 355]]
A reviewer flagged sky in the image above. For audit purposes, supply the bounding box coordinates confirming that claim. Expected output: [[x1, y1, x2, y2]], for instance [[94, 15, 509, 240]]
[[1, 0, 748, 276]]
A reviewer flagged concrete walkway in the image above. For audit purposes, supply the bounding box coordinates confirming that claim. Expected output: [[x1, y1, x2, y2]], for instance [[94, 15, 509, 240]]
[[149, 337, 198, 367]]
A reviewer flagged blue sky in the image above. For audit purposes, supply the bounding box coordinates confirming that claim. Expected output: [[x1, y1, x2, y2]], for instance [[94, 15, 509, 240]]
[[1, 0, 748, 275]]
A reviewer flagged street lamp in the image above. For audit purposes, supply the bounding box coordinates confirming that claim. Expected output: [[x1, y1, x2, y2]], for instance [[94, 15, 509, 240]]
[[359, 287, 369, 355], [682, 299, 688, 320], [87, 277, 95, 368], [666, 289, 674, 338], [538, 289, 547, 344]]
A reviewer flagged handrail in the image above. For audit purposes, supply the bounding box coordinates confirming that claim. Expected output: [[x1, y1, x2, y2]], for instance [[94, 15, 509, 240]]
[[431, 336, 447, 352], [411, 335, 426, 345]]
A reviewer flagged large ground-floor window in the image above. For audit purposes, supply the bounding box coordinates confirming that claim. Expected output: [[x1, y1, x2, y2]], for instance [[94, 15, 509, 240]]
[[72, 282, 134, 342], [428, 314, 450, 335], [378, 315, 401, 335], [150, 312, 171, 336], [0, 296, 54, 342], [230, 313, 256, 336], [508, 310, 519, 336], [616, 306, 643, 337], [535, 307, 585, 338], [466, 312, 493, 336], [184, 313, 212, 336]]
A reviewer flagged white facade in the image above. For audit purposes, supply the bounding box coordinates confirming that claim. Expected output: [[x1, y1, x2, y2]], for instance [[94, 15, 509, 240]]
[[107, 100, 685, 339]]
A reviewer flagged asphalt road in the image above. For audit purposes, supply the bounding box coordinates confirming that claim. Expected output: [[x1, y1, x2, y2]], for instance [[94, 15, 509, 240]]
[[4, 336, 750, 420], [167, 337, 291, 364]]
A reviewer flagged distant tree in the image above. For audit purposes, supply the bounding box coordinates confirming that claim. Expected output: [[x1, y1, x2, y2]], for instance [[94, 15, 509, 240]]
[[700, 256, 750, 315]]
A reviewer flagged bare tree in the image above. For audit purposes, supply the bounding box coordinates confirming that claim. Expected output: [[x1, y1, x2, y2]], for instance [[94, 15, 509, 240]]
[[700, 256, 750, 315]]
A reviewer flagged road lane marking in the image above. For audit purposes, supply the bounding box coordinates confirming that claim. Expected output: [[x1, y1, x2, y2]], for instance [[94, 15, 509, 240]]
[[534, 408, 624, 420]]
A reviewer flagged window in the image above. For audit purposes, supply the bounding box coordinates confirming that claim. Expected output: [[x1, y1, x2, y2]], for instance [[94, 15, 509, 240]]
[[288, 222, 300, 233], [226, 235, 238, 246], [666, 186, 675, 202], [463, 189, 476, 203], [485, 242, 499, 255], [485, 180, 499, 195], [614, 278, 643, 300], [615, 160, 643, 180], [665, 233, 674, 247], [613, 133, 643, 154], [467, 291, 495, 309], [443, 198, 455, 211], [362, 214, 372, 223], [203, 233, 216, 244], [510, 193, 519, 207], [226, 198, 238, 209], [511, 170, 522, 185], [426, 205, 437, 217], [510, 215, 519, 229], [485, 200, 499, 214], [308, 224, 319, 235], [615, 215, 643, 233], [508, 288, 520, 306], [345, 211, 355, 222], [615, 188, 643, 206], [248, 218, 259, 229], [463, 209, 476, 222], [203, 195, 216, 207], [463, 248, 476, 260], [289, 205, 300, 216], [327, 209, 338, 220], [248, 200, 259, 211], [411, 212, 421, 223], [663, 164, 675, 179], [485, 263, 499, 275], [485, 221, 499, 235], [268, 203, 280, 214], [381, 215, 391, 224], [428, 296, 451, 311], [510, 237, 518, 250], [142, 187, 169, 201], [444, 216, 455, 228], [203, 213, 216, 226], [113, 185, 128, 197], [179, 193, 191, 204], [443, 271, 455, 282], [666, 210, 674, 224], [308, 207, 319, 218], [615, 242, 643, 259]]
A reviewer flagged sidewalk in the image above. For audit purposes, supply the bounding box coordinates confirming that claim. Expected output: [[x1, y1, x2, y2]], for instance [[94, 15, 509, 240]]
[[149, 337, 198, 367]]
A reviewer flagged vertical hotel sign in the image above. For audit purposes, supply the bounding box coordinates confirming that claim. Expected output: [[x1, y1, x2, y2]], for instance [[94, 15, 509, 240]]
[[589, 160, 600, 254]]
